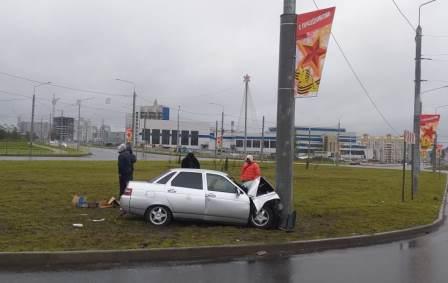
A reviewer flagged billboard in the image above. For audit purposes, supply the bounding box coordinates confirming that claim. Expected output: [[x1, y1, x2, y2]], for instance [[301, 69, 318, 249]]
[[419, 114, 440, 150], [295, 7, 336, 97]]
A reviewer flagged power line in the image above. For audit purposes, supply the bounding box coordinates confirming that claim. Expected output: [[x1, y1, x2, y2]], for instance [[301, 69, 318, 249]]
[[424, 35, 448, 38], [390, 0, 415, 31], [423, 53, 448, 57], [311, 0, 400, 135], [0, 70, 129, 98], [0, 89, 32, 99]]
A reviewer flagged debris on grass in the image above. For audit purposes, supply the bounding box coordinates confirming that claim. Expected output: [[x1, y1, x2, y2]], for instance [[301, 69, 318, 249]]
[[256, 250, 267, 256], [91, 218, 106, 222], [72, 223, 83, 228], [73, 195, 119, 209]]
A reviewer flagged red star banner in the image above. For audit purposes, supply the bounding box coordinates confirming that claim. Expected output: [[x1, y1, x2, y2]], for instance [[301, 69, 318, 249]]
[[419, 114, 440, 150], [295, 7, 336, 98], [126, 128, 133, 143]]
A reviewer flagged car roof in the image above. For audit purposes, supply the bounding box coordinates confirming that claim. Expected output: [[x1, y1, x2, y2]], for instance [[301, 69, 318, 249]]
[[168, 168, 228, 176]]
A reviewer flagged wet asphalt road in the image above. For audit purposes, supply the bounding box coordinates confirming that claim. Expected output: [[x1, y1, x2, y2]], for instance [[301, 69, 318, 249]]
[[2, 214, 448, 283], [0, 147, 173, 161]]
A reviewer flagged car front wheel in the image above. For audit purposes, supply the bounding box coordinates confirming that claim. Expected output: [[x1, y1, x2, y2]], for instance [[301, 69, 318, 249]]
[[250, 206, 274, 229], [146, 205, 172, 226]]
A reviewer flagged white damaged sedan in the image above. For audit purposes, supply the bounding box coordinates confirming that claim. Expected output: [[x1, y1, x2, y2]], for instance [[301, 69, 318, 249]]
[[120, 168, 283, 229]]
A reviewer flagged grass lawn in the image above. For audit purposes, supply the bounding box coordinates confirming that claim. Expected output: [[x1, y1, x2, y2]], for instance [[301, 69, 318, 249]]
[[0, 141, 53, 155], [0, 160, 445, 252], [0, 141, 89, 156]]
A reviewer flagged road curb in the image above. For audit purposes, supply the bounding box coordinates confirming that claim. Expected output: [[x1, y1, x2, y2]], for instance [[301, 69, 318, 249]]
[[1, 179, 446, 269]]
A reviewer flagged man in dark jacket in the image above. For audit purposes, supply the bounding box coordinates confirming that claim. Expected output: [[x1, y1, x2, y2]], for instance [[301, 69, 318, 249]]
[[126, 142, 137, 180], [181, 152, 200, 169], [118, 143, 132, 196]]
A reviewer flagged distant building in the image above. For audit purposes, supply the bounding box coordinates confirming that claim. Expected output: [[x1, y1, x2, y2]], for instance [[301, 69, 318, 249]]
[[139, 100, 170, 121], [361, 134, 406, 163], [74, 118, 97, 143], [17, 120, 50, 141], [138, 119, 211, 150], [126, 100, 170, 137], [53, 117, 74, 141], [94, 123, 111, 144], [106, 132, 125, 145], [268, 126, 366, 160]]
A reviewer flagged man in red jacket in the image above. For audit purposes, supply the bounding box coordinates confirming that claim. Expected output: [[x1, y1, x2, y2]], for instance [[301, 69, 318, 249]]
[[240, 155, 261, 184]]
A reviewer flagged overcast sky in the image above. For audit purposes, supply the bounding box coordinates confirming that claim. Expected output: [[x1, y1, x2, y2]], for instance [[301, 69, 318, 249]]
[[0, 0, 447, 142]]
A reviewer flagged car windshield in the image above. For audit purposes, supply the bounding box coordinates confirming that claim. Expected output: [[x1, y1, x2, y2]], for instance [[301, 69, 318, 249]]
[[227, 175, 246, 192]]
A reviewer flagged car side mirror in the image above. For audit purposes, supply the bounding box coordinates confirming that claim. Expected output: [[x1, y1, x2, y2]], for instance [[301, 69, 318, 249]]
[[235, 189, 241, 196]]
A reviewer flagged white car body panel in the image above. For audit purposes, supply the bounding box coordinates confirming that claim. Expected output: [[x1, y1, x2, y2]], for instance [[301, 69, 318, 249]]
[[120, 169, 281, 226]]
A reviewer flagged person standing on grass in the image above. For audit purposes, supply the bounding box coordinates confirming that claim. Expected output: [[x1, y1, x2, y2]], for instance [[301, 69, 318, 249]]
[[181, 152, 200, 169], [126, 142, 137, 180], [118, 144, 132, 196], [240, 155, 261, 186]]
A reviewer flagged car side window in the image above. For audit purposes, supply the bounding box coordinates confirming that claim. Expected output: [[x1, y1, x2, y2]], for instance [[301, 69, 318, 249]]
[[156, 172, 176, 184], [207, 174, 237, 194], [171, 172, 203, 190]]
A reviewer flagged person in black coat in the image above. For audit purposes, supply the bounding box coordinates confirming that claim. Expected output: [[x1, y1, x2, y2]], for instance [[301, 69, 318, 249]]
[[126, 142, 137, 180], [118, 144, 132, 196], [181, 152, 200, 169]]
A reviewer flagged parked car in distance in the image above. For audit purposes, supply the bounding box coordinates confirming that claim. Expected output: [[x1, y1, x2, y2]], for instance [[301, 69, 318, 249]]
[[120, 168, 282, 229]]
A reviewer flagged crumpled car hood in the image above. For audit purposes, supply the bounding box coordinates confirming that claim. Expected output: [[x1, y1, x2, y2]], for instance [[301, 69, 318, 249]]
[[246, 177, 280, 212]]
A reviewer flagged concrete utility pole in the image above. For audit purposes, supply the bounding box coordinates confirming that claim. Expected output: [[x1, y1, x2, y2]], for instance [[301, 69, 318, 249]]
[[336, 119, 340, 166], [432, 132, 437, 173], [29, 82, 51, 157], [51, 94, 59, 141], [177, 106, 180, 161], [210, 103, 225, 150], [116, 78, 137, 147], [221, 110, 224, 149], [412, 0, 436, 195], [214, 120, 218, 159], [40, 117, 43, 143], [243, 74, 250, 154], [77, 100, 81, 151], [143, 117, 147, 160], [276, 0, 297, 231]]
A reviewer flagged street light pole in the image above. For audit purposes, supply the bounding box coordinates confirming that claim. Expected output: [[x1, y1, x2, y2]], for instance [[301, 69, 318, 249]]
[[77, 100, 81, 151], [276, 0, 296, 231], [243, 75, 250, 154], [412, 0, 436, 196], [116, 78, 137, 147], [209, 103, 225, 150], [29, 82, 51, 157], [177, 106, 181, 162]]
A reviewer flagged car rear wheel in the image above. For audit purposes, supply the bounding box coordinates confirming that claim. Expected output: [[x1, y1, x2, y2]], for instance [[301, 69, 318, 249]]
[[146, 205, 172, 226], [250, 206, 274, 229]]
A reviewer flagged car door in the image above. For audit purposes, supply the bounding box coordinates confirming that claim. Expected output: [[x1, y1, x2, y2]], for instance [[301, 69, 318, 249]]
[[165, 171, 206, 220], [204, 173, 250, 223]]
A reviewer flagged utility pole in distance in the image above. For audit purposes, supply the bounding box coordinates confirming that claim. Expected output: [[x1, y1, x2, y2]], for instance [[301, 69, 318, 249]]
[[336, 119, 340, 166], [116, 78, 137, 147], [261, 115, 265, 162], [29, 81, 51, 157], [276, 0, 297, 231], [214, 120, 218, 159], [243, 74, 250, 154], [77, 100, 81, 151], [177, 106, 180, 163]]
